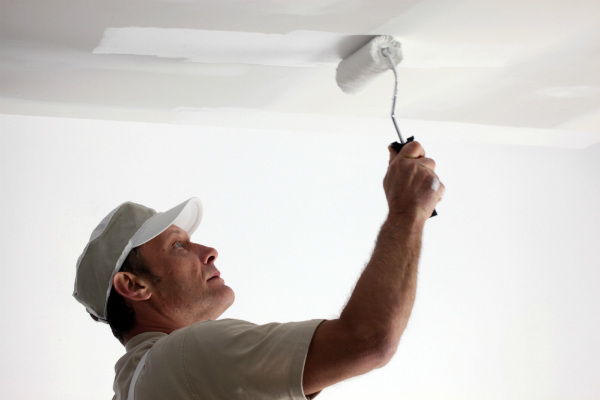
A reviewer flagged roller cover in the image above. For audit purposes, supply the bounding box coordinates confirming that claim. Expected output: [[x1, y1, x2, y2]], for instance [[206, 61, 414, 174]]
[[336, 35, 402, 95]]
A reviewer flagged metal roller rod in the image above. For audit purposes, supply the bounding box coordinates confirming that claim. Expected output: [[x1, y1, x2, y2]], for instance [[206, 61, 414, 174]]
[[381, 47, 405, 144]]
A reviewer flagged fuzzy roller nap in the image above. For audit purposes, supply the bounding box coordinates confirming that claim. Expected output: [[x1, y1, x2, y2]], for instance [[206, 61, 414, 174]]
[[336, 35, 437, 218], [336, 35, 402, 95]]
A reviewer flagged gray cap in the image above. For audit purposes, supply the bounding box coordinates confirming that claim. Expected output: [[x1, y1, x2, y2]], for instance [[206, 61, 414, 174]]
[[73, 198, 203, 322]]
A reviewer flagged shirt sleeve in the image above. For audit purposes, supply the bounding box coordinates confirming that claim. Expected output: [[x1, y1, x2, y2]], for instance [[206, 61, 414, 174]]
[[180, 318, 325, 400]]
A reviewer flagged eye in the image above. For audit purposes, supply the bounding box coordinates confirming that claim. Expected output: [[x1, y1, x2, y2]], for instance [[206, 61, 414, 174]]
[[174, 241, 183, 248]]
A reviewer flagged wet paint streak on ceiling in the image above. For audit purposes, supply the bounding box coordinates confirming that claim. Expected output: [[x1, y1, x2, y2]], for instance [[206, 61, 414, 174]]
[[92, 28, 522, 68], [1, 0, 600, 147]]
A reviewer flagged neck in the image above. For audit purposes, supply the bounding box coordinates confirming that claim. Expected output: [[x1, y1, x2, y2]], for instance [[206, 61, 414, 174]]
[[122, 304, 217, 345]]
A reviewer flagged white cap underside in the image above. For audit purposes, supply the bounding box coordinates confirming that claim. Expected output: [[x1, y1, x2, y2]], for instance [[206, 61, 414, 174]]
[[132, 198, 203, 247]]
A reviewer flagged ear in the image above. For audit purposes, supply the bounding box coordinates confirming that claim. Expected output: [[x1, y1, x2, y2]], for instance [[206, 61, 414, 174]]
[[112, 272, 152, 302]]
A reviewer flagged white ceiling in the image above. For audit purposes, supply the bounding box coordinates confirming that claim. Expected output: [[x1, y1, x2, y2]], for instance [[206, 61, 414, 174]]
[[2, 0, 600, 147]]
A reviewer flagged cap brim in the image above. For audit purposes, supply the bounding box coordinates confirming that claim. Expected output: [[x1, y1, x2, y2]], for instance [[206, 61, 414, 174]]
[[131, 197, 203, 247]]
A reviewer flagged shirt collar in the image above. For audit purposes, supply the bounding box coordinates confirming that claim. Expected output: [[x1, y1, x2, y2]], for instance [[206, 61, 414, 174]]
[[125, 331, 168, 352]]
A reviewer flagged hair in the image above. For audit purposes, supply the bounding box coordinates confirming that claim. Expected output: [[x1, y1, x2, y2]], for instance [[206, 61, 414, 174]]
[[89, 246, 161, 344]]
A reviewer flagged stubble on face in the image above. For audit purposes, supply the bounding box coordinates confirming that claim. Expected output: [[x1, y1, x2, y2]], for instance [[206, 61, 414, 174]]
[[139, 226, 235, 325]]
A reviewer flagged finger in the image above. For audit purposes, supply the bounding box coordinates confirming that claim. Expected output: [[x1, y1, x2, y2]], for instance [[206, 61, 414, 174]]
[[434, 180, 445, 201], [388, 145, 398, 165], [399, 141, 425, 159], [417, 157, 436, 172]]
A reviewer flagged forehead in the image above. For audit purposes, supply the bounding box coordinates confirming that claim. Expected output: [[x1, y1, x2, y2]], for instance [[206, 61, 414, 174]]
[[162, 224, 188, 239], [146, 224, 189, 247]]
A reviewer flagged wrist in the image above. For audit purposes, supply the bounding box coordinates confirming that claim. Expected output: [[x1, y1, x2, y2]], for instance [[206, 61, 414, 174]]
[[386, 210, 427, 228]]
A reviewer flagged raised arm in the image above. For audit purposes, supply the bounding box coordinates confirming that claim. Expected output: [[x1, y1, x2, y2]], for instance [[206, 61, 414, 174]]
[[303, 141, 444, 396]]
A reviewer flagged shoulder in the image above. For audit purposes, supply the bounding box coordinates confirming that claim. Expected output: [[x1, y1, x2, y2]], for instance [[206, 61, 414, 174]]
[[181, 318, 325, 347]]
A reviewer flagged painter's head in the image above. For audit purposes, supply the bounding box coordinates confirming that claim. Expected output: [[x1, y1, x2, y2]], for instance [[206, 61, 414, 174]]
[[73, 198, 233, 344]]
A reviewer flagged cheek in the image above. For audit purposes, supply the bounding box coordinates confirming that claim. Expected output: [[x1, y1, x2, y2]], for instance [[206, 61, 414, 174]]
[[166, 275, 208, 300], [151, 264, 208, 302]]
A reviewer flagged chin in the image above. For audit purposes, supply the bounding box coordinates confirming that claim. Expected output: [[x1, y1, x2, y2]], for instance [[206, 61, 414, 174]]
[[222, 286, 235, 310], [210, 286, 235, 320]]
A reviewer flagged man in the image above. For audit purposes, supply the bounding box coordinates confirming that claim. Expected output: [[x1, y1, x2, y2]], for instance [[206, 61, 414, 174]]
[[73, 141, 444, 399]]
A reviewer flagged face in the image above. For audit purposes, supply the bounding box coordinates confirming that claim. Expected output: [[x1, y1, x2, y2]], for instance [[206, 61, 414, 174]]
[[139, 224, 235, 326]]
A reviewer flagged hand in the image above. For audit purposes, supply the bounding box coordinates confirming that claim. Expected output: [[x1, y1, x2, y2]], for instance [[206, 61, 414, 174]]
[[383, 141, 444, 222]]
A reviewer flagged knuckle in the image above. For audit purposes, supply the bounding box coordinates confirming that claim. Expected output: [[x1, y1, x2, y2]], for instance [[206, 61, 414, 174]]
[[413, 141, 425, 154]]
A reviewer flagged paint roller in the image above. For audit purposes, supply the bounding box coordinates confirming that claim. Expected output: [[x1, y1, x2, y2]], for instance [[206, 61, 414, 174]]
[[336, 35, 437, 218]]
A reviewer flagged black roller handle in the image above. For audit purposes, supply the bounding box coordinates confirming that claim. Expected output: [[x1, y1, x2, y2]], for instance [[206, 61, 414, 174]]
[[390, 136, 438, 218]]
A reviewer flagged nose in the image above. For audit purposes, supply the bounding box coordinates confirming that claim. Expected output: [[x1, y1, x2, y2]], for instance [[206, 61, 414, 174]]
[[195, 244, 218, 265]]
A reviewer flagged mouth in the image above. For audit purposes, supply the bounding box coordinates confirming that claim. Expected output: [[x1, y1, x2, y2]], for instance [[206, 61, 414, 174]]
[[208, 271, 221, 281]]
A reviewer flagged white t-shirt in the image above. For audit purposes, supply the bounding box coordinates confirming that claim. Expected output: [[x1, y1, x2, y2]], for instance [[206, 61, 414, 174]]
[[113, 318, 325, 400]]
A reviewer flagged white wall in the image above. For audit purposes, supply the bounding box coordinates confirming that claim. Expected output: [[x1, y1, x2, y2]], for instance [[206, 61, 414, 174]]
[[1, 113, 599, 399]]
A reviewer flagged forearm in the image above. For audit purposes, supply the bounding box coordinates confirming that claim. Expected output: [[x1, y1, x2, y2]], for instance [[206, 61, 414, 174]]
[[302, 142, 442, 392], [339, 213, 425, 357]]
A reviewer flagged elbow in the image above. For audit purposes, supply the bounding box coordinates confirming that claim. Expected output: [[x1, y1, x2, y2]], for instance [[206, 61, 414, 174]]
[[352, 329, 399, 369], [370, 330, 400, 368], [375, 341, 398, 368], [339, 318, 402, 371]]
